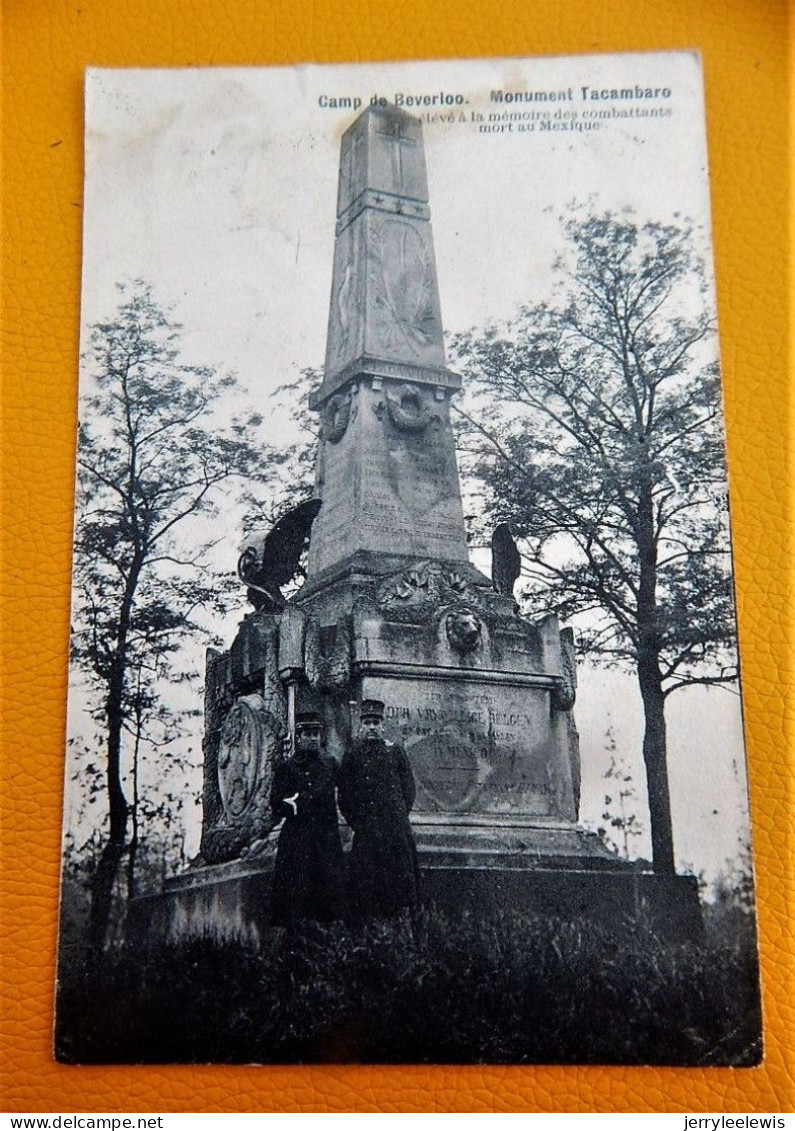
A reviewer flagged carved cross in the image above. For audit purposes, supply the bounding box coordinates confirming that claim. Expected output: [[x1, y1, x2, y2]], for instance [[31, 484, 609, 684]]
[[376, 118, 416, 191]]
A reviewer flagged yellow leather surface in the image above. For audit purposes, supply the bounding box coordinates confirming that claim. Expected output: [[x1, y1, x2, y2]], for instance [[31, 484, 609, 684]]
[[1, 0, 791, 1113]]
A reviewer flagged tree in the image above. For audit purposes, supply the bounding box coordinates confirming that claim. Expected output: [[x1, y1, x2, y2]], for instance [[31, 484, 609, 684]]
[[72, 281, 282, 953], [451, 211, 737, 874], [238, 366, 321, 537]]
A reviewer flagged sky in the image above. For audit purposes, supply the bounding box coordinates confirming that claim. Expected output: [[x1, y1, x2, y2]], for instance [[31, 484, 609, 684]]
[[81, 53, 716, 403], [67, 53, 753, 885]]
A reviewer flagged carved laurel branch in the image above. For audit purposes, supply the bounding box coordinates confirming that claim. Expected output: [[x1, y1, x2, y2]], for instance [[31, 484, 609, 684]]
[[369, 217, 437, 357]]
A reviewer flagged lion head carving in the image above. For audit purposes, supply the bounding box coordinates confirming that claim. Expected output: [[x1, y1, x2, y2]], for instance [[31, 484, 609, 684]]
[[445, 608, 483, 654]]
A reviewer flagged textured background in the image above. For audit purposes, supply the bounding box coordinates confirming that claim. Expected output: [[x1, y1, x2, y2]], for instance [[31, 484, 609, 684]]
[[1, 0, 791, 1114]]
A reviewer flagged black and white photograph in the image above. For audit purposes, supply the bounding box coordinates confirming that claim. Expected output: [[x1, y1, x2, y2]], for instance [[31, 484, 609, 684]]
[[56, 52, 762, 1066]]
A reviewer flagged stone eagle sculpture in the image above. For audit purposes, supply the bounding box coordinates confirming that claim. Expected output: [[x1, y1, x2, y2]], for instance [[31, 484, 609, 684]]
[[237, 498, 323, 611], [491, 522, 522, 599]]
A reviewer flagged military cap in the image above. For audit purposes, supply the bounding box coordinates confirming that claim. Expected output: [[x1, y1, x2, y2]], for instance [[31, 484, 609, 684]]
[[295, 710, 323, 728]]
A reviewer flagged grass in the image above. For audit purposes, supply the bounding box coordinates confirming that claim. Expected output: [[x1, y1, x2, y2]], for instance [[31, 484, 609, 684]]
[[54, 901, 762, 1066]]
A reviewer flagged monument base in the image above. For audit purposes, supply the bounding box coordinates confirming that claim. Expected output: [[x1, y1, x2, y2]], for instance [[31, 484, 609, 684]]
[[132, 829, 703, 945], [420, 866, 703, 941]]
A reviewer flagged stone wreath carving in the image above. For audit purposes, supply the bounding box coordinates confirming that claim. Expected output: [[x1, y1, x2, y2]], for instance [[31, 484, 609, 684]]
[[377, 561, 473, 623], [322, 391, 352, 444], [445, 607, 483, 655], [384, 383, 435, 432]]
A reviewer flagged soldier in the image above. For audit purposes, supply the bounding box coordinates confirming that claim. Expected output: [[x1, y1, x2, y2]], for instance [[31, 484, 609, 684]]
[[338, 699, 420, 922], [270, 711, 347, 930]]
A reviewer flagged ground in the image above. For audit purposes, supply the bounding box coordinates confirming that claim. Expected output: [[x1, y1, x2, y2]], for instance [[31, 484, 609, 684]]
[[55, 899, 761, 1066]]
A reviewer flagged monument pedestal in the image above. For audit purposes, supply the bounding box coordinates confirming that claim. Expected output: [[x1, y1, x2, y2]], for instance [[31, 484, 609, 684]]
[[136, 842, 702, 945]]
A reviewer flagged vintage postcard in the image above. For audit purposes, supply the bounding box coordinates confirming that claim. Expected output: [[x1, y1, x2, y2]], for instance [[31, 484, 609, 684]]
[[57, 52, 761, 1065]]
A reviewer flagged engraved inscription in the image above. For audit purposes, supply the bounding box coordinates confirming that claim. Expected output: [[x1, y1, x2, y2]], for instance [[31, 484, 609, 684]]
[[385, 417, 452, 518], [368, 681, 574, 818]]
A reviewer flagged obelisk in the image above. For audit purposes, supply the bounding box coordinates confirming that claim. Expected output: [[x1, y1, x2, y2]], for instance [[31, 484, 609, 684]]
[[307, 104, 469, 580], [297, 103, 584, 831]]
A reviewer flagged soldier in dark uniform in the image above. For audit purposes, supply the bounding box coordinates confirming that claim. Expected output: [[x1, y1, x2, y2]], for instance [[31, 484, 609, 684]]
[[270, 711, 347, 930], [338, 699, 420, 922]]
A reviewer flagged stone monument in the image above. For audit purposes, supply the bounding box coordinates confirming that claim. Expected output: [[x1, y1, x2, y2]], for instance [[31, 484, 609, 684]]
[[155, 103, 702, 938]]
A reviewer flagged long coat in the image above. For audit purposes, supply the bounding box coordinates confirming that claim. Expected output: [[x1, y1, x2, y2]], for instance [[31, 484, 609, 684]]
[[270, 752, 347, 929], [337, 738, 419, 920]]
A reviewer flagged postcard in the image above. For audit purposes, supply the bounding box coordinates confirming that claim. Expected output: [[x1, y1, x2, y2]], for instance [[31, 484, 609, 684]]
[[56, 52, 761, 1065]]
